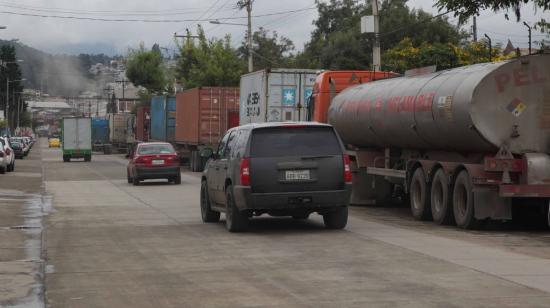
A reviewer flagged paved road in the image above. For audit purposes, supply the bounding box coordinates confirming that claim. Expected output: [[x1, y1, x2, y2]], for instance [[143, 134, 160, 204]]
[[4, 138, 550, 307]]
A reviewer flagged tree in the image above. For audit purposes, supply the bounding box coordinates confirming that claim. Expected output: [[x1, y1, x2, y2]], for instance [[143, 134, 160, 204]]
[[435, 0, 550, 33], [175, 26, 245, 88], [383, 37, 512, 73], [0, 45, 24, 130], [125, 43, 167, 94], [239, 27, 295, 70], [295, 0, 466, 70]]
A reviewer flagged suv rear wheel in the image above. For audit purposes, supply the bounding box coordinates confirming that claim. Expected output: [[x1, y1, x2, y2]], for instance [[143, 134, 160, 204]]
[[225, 186, 248, 232], [201, 181, 220, 223], [323, 206, 348, 229]]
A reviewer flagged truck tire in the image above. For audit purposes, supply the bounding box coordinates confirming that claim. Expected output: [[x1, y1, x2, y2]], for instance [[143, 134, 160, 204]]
[[430, 169, 454, 225], [453, 170, 480, 229], [190, 151, 199, 172], [323, 206, 348, 229], [84, 155, 91, 162], [104, 145, 112, 155], [174, 173, 181, 185], [63, 155, 70, 162], [201, 181, 220, 223], [410, 168, 432, 220], [0, 167, 5, 174], [225, 186, 248, 232]]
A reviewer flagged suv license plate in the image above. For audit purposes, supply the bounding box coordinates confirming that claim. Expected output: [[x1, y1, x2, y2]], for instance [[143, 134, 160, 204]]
[[286, 170, 310, 180], [152, 159, 165, 166]]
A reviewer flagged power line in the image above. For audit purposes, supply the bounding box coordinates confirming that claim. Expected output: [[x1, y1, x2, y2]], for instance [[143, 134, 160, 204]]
[[177, 0, 225, 33], [0, 7, 316, 23]]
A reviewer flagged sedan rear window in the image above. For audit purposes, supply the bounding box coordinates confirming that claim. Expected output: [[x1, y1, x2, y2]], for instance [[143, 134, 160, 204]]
[[250, 126, 342, 158], [138, 144, 175, 155]]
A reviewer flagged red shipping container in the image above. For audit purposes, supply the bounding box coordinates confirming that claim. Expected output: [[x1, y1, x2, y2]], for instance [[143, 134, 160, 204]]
[[135, 106, 150, 142], [175, 87, 239, 146]]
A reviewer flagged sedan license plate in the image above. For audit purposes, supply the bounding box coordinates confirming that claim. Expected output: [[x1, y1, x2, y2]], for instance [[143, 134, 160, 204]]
[[285, 170, 310, 181], [152, 159, 165, 166]]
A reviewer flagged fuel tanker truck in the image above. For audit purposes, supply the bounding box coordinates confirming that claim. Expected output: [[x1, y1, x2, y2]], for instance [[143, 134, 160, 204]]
[[328, 54, 550, 229]]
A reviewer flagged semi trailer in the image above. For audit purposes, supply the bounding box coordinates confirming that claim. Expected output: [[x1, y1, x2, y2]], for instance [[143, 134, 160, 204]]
[[328, 54, 550, 229]]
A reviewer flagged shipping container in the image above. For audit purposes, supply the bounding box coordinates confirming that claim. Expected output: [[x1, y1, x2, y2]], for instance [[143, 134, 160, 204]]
[[175, 87, 239, 171], [107, 113, 131, 153], [239, 68, 318, 124], [91, 118, 109, 144], [135, 106, 150, 142], [150, 96, 176, 142]]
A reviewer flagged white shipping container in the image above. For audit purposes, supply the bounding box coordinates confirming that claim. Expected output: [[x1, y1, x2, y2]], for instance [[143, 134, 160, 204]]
[[239, 69, 318, 124]]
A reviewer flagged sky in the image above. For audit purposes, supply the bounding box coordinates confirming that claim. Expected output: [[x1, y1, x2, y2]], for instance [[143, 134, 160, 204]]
[[0, 0, 548, 56]]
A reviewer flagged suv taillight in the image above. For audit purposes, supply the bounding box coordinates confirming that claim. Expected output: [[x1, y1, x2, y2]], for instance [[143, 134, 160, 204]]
[[343, 154, 352, 184], [240, 157, 250, 186]]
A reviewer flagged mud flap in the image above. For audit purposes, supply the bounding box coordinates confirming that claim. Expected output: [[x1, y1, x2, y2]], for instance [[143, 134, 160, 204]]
[[474, 186, 512, 220]]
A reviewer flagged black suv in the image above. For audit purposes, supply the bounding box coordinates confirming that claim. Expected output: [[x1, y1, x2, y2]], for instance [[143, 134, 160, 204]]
[[201, 122, 352, 232]]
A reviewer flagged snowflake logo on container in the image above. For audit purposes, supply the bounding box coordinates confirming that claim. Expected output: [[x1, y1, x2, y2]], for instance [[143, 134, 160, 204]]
[[282, 88, 296, 106]]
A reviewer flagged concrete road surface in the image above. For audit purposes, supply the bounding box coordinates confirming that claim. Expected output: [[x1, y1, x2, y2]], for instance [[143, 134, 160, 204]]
[[4, 138, 550, 307]]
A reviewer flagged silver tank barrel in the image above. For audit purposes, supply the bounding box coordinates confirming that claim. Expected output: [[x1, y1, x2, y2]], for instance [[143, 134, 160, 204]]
[[328, 54, 550, 154]]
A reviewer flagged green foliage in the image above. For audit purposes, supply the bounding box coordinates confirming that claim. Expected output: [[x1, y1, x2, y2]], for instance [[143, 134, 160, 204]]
[[296, 0, 466, 70], [238, 27, 295, 70], [0, 44, 24, 130], [176, 26, 245, 88], [435, 0, 550, 23], [383, 38, 512, 73], [126, 43, 167, 94]]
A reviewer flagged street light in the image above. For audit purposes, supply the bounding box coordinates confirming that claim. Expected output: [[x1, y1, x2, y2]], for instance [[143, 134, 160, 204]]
[[6, 78, 26, 134], [209, 19, 253, 72]]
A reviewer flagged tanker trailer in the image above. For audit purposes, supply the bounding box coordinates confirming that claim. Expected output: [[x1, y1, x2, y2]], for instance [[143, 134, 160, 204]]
[[328, 54, 550, 229]]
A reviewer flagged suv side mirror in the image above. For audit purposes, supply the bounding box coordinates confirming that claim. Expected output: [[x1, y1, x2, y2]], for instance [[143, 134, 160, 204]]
[[200, 148, 215, 159]]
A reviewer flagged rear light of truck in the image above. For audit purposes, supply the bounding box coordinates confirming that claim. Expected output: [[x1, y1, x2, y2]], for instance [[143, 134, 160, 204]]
[[240, 157, 250, 186], [343, 154, 352, 184]]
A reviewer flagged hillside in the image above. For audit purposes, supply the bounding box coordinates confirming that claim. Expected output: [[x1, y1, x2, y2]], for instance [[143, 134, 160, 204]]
[[0, 40, 120, 97]]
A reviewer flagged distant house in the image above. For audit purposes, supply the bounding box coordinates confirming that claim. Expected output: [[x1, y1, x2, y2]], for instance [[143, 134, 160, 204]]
[[112, 86, 140, 113]]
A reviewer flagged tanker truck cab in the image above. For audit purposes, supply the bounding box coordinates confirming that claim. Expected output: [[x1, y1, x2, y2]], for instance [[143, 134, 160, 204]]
[[200, 122, 352, 232]]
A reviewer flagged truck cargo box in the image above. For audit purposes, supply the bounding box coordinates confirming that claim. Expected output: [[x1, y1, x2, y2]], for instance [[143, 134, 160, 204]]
[[175, 87, 239, 146], [62, 117, 92, 161], [91, 118, 109, 144], [150, 96, 176, 142], [239, 68, 318, 124], [108, 113, 131, 144], [135, 106, 150, 142]]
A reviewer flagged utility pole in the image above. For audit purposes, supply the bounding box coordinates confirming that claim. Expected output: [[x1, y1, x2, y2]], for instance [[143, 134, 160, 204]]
[[472, 16, 478, 42], [115, 78, 129, 113], [238, 0, 254, 72], [523, 22, 532, 55], [484, 34, 492, 61], [371, 0, 381, 71]]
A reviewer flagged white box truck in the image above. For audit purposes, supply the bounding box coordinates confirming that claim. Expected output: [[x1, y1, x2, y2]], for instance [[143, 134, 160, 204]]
[[62, 117, 92, 162], [239, 68, 318, 124]]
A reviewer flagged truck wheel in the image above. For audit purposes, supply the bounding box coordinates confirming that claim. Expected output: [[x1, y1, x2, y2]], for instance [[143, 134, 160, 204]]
[[201, 181, 220, 223], [323, 206, 348, 229], [63, 155, 70, 162], [453, 170, 480, 229], [133, 176, 140, 186], [431, 169, 454, 225], [0, 167, 5, 174], [547, 201, 550, 229], [84, 155, 91, 162], [225, 186, 248, 232], [410, 168, 431, 220]]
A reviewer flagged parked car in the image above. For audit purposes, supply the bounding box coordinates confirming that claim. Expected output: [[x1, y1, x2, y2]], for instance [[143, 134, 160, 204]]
[[127, 142, 181, 186], [200, 122, 352, 232], [9, 141, 24, 159], [48, 138, 61, 148], [0, 137, 15, 172], [10, 137, 29, 156]]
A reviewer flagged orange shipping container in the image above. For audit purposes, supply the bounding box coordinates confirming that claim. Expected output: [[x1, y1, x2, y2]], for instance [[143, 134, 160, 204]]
[[175, 87, 240, 146]]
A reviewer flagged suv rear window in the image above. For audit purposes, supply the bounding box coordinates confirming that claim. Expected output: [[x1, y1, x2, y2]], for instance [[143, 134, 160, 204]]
[[138, 144, 175, 155], [250, 126, 342, 158]]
